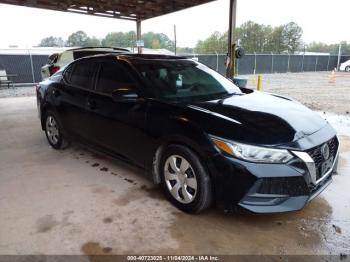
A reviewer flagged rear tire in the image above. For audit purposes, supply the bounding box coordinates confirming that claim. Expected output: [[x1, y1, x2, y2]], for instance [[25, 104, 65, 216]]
[[44, 111, 69, 150], [160, 145, 213, 214]]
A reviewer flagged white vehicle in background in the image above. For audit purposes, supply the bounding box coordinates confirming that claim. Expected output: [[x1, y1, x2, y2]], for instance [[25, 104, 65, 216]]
[[340, 60, 350, 72], [41, 47, 130, 80]]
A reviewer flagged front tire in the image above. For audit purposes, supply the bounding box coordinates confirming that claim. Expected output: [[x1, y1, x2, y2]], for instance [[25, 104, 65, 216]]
[[44, 111, 68, 150], [345, 66, 350, 72], [160, 145, 213, 214]]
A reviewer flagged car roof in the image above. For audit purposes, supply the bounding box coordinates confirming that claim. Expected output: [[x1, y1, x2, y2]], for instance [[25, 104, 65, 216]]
[[75, 53, 190, 62], [65, 47, 130, 53], [68, 53, 195, 69], [118, 53, 189, 60]]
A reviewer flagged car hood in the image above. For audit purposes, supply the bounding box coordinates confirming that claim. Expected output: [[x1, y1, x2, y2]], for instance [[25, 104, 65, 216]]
[[186, 91, 328, 145]]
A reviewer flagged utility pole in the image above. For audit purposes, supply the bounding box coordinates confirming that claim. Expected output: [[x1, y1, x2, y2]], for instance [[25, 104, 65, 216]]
[[226, 0, 237, 78], [136, 19, 142, 54], [337, 42, 342, 71], [174, 24, 177, 56], [132, 32, 135, 53]]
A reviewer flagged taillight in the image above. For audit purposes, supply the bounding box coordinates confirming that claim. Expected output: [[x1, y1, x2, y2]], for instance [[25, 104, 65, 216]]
[[50, 66, 60, 75]]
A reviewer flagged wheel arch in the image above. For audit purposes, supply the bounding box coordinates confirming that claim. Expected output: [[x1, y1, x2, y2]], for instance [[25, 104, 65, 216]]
[[150, 135, 213, 185], [40, 105, 68, 139], [40, 103, 54, 130]]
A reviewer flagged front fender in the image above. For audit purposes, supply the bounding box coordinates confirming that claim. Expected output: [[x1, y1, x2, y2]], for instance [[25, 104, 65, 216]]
[[146, 112, 217, 185]]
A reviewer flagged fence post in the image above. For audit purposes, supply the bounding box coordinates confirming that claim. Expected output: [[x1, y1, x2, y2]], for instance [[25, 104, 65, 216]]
[[301, 53, 305, 72], [337, 43, 342, 71], [315, 56, 318, 72], [253, 52, 257, 75], [215, 51, 219, 72], [271, 52, 274, 73], [28, 49, 35, 84], [287, 53, 291, 73], [327, 55, 331, 71]]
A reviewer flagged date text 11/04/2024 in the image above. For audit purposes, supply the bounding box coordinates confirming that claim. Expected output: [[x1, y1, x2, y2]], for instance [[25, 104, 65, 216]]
[[127, 256, 220, 261]]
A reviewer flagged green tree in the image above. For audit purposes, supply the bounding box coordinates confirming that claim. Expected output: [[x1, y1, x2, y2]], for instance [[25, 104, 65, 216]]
[[142, 32, 175, 50], [85, 36, 102, 47], [66, 31, 89, 47], [38, 36, 64, 47], [282, 22, 303, 53], [101, 31, 135, 47], [177, 47, 195, 55], [195, 31, 227, 54], [195, 21, 304, 54], [151, 39, 161, 49], [307, 41, 350, 54], [235, 21, 271, 53], [307, 42, 332, 53], [266, 26, 285, 53]]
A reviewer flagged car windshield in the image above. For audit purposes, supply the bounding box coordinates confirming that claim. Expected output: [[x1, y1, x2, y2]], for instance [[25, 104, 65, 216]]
[[132, 59, 242, 102]]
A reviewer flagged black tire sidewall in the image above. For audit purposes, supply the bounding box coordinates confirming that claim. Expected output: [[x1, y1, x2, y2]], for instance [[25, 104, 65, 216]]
[[346, 66, 350, 72], [159, 145, 212, 213], [44, 111, 64, 149]]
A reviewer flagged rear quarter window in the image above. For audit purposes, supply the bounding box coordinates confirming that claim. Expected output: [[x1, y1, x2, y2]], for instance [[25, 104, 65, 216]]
[[64, 61, 97, 90]]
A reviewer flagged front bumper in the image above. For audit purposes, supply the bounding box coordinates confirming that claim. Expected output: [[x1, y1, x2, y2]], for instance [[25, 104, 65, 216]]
[[208, 132, 339, 214], [238, 169, 334, 213]]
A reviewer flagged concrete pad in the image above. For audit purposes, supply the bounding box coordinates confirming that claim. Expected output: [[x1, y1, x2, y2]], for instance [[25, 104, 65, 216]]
[[0, 96, 349, 255]]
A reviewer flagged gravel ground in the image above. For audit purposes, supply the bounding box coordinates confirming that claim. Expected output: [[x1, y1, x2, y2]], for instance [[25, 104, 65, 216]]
[[245, 72, 350, 115], [0, 85, 35, 98]]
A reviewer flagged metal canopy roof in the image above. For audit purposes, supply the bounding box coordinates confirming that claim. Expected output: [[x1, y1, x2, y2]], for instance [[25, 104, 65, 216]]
[[0, 0, 216, 21]]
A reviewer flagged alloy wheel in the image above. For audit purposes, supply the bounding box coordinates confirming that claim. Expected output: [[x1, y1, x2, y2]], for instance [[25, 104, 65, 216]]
[[46, 116, 59, 145], [164, 155, 198, 204]]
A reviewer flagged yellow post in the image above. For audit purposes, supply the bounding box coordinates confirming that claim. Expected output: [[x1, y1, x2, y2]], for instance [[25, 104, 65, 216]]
[[257, 75, 262, 91]]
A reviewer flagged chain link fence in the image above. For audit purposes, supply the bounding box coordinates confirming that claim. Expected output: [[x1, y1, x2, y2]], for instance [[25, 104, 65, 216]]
[[0, 52, 350, 84], [196, 54, 350, 76], [0, 54, 47, 84]]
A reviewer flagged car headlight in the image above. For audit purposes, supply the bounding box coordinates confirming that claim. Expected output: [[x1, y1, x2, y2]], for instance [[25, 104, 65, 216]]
[[210, 136, 294, 163]]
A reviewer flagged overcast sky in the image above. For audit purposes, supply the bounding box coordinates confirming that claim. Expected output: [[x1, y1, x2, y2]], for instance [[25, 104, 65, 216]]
[[0, 0, 349, 48]]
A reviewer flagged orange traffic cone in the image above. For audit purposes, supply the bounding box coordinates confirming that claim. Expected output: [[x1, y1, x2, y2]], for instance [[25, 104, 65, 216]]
[[329, 69, 336, 83]]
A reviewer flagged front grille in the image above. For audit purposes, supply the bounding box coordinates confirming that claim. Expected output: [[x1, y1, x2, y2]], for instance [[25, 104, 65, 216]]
[[307, 136, 339, 181], [257, 177, 309, 196], [309, 173, 332, 195]]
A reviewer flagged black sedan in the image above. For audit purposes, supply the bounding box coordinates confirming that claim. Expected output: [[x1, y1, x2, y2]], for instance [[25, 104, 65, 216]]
[[36, 54, 339, 214]]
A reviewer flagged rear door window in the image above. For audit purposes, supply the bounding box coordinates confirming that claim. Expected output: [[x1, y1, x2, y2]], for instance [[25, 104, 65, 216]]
[[69, 61, 96, 90], [96, 61, 136, 94]]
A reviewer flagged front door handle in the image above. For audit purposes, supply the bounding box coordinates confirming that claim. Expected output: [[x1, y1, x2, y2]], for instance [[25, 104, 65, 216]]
[[87, 99, 97, 110]]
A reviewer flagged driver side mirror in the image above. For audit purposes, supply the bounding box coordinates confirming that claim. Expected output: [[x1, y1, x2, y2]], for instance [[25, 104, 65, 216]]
[[111, 86, 139, 102]]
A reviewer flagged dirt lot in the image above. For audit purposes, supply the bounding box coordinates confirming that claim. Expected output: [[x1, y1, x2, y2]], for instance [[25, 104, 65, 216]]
[[0, 94, 349, 256], [246, 72, 350, 114]]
